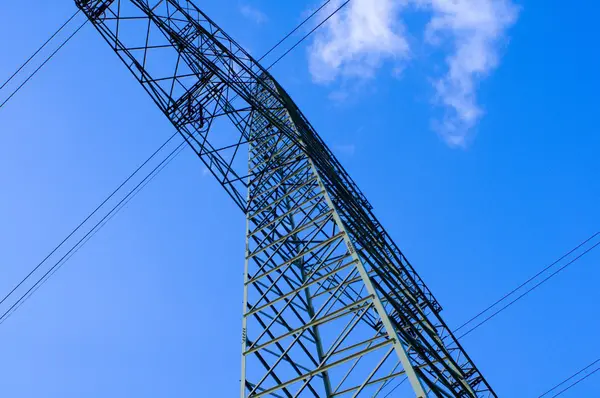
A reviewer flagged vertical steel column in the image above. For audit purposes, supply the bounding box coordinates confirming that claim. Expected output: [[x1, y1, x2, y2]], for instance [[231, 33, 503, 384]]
[[241, 83, 427, 396]]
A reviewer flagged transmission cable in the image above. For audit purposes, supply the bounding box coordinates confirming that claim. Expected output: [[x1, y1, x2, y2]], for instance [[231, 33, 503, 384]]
[[0, 10, 80, 92], [550, 369, 599, 397], [266, 0, 351, 70], [0, 138, 188, 325], [0, 0, 351, 322], [257, 0, 332, 62], [0, 19, 87, 110], [538, 358, 600, 397], [456, 236, 600, 339], [0, 132, 178, 310], [454, 231, 600, 334]]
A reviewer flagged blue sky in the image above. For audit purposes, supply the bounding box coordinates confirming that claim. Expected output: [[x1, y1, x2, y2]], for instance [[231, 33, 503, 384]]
[[0, 0, 599, 397]]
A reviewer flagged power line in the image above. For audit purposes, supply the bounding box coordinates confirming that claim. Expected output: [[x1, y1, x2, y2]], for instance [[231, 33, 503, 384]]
[[0, 0, 350, 322], [0, 132, 179, 309], [456, 238, 600, 339], [0, 10, 80, 92], [257, 0, 332, 62], [538, 358, 600, 397], [454, 232, 600, 334], [538, 359, 600, 398], [0, 19, 87, 110], [266, 0, 351, 70], [550, 368, 600, 397], [381, 375, 407, 397], [0, 138, 188, 325]]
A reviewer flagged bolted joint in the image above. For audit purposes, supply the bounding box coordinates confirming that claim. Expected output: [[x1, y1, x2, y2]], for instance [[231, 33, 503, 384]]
[[74, 0, 115, 20]]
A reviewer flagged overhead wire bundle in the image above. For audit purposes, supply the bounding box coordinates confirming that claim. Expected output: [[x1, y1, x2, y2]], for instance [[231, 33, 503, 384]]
[[537, 358, 600, 398], [453, 231, 600, 339], [0, 10, 87, 110]]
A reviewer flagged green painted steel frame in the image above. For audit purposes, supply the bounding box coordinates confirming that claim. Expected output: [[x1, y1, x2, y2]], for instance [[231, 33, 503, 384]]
[[75, 0, 497, 396]]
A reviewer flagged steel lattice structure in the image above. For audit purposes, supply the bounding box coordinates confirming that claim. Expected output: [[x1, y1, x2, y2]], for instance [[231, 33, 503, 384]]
[[75, 1, 497, 396]]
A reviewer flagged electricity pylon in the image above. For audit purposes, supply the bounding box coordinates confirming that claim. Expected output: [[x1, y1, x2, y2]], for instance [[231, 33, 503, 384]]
[[75, 1, 497, 396]]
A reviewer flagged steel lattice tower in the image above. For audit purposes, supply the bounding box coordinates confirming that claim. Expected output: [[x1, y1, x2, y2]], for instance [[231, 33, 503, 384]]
[[75, 1, 497, 396]]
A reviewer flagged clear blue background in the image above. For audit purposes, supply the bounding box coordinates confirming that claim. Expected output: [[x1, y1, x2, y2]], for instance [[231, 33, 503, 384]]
[[0, 0, 598, 397]]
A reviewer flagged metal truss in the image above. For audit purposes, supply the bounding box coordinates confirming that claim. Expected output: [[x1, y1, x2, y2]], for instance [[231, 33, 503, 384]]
[[75, 0, 498, 396]]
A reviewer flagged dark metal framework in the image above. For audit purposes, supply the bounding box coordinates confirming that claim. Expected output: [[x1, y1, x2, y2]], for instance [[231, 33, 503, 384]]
[[75, 1, 497, 396]]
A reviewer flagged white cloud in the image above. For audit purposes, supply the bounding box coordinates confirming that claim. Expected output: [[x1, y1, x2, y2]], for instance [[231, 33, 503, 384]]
[[423, 0, 518, 146], [308, 0, 411, 83], [307, 0, 518, 147], [240, 4, 268, 25]]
